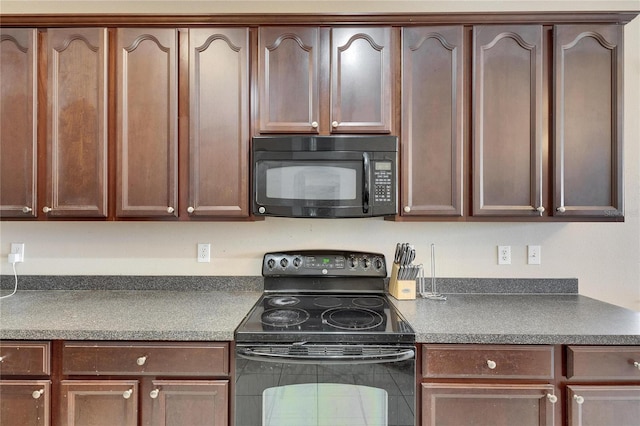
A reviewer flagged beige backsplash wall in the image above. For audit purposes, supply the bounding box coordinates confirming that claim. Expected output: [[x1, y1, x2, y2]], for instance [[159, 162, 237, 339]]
[[1, 1, 639, 311]]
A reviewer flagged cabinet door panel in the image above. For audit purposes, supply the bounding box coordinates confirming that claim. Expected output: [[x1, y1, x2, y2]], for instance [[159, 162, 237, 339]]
[[422, 383, 556, 426], [554, 25, 623, 218], [567, 385, 640, 426], [331, 27, 392, 133], [60, 380, 138, 426], [473, 25, 544, 216], [116, 28, 178, 217], [0, 381, 51, 426], [0, 28, 37, 218], [259, 27, 320, 133], [188, 28, 249, 217], [148, 380, 229, 426], [46, 28, 108, 218], [402, 26, 464, 216]]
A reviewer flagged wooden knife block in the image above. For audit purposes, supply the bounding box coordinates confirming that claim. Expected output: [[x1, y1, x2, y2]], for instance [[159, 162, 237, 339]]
[[388, 262, 416, 300]]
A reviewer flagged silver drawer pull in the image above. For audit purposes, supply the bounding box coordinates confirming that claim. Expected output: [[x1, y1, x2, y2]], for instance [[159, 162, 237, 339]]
[[42, 206, 52, 213], [573, 395, 584, 405], [311, 121, 318, 129], [136, 356, 147, 366], [486, 359, 497, 369], [32, 389, 44, 399], [546, 394, 557, 404], [123, 389, 133, 399], [150, 389, 160, 399], [22, 206, 33, 213], [633, 361, 640, 370], [0, 356, 4, 362]]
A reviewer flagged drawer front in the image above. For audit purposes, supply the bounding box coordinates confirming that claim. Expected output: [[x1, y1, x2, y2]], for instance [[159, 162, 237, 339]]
[[0, 341, 51, 376], [567, 346, 640, 380], [63, 342, 229, 376], [422, 344, 554, 380]]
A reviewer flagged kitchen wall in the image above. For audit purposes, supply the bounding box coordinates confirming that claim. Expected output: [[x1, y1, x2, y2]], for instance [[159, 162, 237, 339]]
[[1, 0, 639, 311]]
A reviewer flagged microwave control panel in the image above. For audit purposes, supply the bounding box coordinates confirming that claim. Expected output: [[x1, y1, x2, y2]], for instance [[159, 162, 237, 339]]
[[373, 161, 393, 203]]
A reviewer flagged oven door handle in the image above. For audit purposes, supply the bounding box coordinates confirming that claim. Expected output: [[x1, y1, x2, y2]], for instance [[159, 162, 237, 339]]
[[236, 345, 415, 365]]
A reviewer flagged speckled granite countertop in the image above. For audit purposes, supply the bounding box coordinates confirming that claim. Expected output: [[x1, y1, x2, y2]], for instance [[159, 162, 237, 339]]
[[0, 290, 262, 341], [1, 276, 638, 344], [390, 294, 640, 345]]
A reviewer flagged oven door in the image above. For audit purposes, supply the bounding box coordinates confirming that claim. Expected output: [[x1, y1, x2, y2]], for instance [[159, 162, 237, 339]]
[[235, 344, 415, 426]]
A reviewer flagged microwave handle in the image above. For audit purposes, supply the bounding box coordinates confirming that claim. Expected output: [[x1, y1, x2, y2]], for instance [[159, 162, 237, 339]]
[[363, 152, 370, 214]]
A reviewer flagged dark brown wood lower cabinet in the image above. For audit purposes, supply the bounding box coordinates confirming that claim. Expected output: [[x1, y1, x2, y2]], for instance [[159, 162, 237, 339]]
[[60, 380, 138, 426], [567, 385, 640, 426], [422, 383, 556, 426], [147, 380, 229, 426], [0, 380, 51, 426]]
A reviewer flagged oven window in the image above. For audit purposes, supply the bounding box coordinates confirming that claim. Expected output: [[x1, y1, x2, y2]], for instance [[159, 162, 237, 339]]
[[264, 164, 357, 200], [263, 383, 386, 426]]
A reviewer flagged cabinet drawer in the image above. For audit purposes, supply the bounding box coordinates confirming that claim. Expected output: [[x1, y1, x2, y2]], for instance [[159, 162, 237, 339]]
[[0, 341, 51, 376], [63, 342, 229, 376], [422, 344, 554, 380], [567, 346, 640, 380]]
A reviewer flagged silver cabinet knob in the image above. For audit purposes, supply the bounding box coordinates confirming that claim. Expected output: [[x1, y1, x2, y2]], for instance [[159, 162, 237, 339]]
[[486, 360, 497, 369], [0, 356, 5, 362], [546, 394, 557, 404], [311, 121, 318, 129], [150, 389, 160, 399], [123, 389, 133, 399], [331, 121, 338, 128], [536, 206, 545, 215], [573, 394, 584, 404], [136, 356, 147, 366], [557, 206, 566, 213], [42, 206, 52, 213], [633, 361, 640, 370], [22, 206, 32, 213], [187, 206, 195, 214], [167, 207, 175, 214], [404, 206, 411, 213], [32, 389, 44, 399]]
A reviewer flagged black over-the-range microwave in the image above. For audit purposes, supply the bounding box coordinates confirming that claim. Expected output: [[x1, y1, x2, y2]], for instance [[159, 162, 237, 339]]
[[252, 135, 398, 218]]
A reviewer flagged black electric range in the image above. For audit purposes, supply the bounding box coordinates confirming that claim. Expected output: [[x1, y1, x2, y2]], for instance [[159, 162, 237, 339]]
[[234, 250, 415, 344]]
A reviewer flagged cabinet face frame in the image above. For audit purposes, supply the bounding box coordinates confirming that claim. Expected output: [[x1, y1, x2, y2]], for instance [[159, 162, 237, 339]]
[[0, 28, 38, 218], [472, 25, 544, 217], [115, 28, 179, 218], [553, 24, 624, 218], [401, 26, 464, 217], [46, 28, 108, 218]]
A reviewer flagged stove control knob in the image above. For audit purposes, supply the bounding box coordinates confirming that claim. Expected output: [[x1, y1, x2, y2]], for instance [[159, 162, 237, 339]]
[[292, 257, 302, 268], [374, 258, 384, 270], [362, 258, 371, 269], [348, 257, 358, 268], [266, 258, 276, 270], [280, 258, 289, 268]]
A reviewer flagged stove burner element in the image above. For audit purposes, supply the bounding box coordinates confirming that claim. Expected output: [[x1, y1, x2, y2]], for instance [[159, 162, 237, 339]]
[[313, 297, 343, 308], [261, 308, 310, 328], [353, 297, 384, 308], [267, 296, 300, 307], [322, 307, 384, 330]]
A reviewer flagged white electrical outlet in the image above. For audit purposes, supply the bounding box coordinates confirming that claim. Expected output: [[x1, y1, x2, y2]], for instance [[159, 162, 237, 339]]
[[197, 243, 211, 263], [10, 243, 25, 263], [528, 245, 541, 265], [498, 246, 511, 265]]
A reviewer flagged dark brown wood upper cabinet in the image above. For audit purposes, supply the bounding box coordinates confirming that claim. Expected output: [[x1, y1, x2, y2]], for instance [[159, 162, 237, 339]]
[[186, 28, 249, 218], [258, 26, 392, 134], [553, 25, 623, 219], [401, 26, 464, 217], [45, 28, 108, 218], [472, 25, 545, 217], [0, 28, 38, 218], [116, 28, 178, 218]]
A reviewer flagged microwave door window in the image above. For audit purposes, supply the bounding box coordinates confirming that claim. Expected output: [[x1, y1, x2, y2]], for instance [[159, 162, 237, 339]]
[[265, 165, 358, 202]]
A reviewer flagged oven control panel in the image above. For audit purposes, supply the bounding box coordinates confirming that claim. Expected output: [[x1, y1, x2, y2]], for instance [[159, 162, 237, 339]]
[[263, 250, 386, 277]]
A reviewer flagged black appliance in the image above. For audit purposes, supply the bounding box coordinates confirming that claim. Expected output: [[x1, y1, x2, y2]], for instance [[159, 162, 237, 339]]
[[235, 250, 415, 426], [252, 135, 398, 218]]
